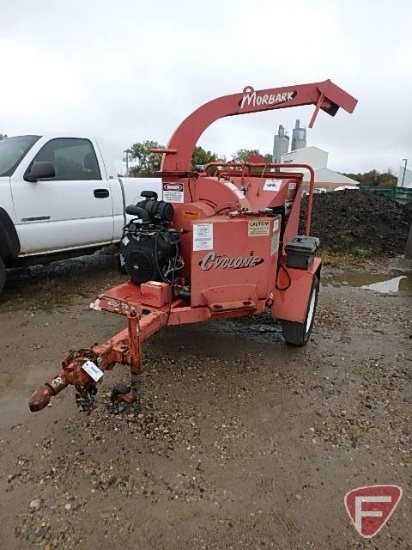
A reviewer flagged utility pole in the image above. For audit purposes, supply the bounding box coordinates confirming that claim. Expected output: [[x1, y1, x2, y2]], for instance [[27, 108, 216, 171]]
[[123, 149, 132, 177], [401, 158, 408, 188]]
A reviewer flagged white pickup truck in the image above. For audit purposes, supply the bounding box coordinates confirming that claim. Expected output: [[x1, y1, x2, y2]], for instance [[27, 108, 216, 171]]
[[0, 134, 161, 294]]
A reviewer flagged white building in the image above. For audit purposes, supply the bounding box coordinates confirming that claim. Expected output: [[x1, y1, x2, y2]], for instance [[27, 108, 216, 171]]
[[281, 146, 359, 191], [397, 165, 412, 188]]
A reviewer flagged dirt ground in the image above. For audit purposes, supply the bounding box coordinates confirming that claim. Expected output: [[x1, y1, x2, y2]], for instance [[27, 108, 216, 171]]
[[300, 191, 412, 256], [0, 252, 411, 549]]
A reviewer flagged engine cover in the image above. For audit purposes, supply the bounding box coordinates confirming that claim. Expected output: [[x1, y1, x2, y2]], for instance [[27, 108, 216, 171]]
[[121, 229, 180, 285]]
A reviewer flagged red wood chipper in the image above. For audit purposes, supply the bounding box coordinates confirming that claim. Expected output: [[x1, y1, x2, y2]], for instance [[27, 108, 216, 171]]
[[29, 80, 357, 414]]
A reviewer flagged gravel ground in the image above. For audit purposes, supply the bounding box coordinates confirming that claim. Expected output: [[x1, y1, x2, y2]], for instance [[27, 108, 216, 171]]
[[0, 254, 411, 549]]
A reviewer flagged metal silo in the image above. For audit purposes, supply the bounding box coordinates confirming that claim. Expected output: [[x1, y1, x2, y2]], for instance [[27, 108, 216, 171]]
[[272, 125, 290, 162], [291, 119, 307, 151]]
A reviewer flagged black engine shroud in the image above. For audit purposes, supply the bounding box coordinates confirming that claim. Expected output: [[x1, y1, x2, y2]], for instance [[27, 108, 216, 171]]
[[121, 193, 182, 285], [121, 229, 181, 285]]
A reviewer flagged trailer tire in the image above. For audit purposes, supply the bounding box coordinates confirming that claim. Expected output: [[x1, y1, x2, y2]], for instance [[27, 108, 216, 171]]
[[282, 275, 319, 346], [0, 257, 6, 296]]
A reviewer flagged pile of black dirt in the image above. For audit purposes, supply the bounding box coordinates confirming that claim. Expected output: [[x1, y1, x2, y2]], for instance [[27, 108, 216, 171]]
[[299, 190, 412, 256]]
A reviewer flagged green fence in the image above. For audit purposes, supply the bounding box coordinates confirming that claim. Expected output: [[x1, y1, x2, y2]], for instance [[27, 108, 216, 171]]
[[362, 186, 412, 204]]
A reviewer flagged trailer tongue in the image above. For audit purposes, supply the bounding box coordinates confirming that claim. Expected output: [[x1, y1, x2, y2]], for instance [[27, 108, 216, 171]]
[[29, 80, 357, 414]]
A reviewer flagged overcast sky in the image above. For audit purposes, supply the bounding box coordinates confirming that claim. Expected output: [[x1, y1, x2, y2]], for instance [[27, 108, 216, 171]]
[[1, 0, 411, 175]]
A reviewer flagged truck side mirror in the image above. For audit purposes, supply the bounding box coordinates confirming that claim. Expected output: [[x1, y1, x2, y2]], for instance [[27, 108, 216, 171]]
[[24, 161, 56, 182]]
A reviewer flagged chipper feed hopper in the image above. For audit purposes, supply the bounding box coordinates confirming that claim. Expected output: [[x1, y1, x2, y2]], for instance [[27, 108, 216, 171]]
[[29, 80, 357, 414]]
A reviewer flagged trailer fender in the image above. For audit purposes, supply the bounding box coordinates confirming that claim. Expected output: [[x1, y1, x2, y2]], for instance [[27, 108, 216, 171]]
[[272, 259, 321, 324], [0, 207, 21, 260]]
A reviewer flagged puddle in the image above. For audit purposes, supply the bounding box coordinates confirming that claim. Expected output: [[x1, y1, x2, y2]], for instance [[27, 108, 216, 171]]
[[361, 276, 410, 293], [322, 270, 412, 294]]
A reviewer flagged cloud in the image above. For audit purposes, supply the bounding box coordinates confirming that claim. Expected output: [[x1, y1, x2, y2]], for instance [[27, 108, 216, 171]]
[[1, 0, 411, 174]]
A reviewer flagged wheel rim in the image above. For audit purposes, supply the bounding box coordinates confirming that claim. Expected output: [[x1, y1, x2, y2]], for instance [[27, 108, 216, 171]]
[[305, 285, 317, 334]]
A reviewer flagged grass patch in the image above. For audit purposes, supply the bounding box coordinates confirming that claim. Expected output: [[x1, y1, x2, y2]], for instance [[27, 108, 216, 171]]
[[318, 248, 379, 267]]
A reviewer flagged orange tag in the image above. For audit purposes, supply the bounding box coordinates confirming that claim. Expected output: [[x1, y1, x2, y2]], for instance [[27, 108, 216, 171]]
[[182, 210, 200, 221]]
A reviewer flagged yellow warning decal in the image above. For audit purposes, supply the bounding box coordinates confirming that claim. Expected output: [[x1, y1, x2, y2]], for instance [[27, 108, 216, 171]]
[[248, 220, 270, 236]]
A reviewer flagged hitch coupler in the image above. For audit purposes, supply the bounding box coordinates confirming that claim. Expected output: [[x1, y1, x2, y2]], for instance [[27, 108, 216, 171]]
[[29, 374, 69, 412]]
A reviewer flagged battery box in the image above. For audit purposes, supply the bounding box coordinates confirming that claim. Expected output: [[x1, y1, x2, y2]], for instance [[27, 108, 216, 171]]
[[285, 236, 320, 269]]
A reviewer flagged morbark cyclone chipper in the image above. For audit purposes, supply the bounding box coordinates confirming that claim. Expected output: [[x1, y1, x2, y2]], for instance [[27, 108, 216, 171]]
[[29, 79, 357, 414]]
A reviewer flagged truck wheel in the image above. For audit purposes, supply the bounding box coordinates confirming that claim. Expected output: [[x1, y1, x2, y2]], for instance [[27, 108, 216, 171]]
[[114, 249, 127, 274], [0, 257, 6, 295], [282, 275, 319, 346]]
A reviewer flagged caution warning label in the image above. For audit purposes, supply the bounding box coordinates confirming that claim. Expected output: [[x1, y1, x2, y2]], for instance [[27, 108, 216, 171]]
[[248, 220, 270, 236]]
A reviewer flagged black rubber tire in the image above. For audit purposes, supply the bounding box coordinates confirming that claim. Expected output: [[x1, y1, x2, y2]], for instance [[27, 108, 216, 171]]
[[282, 275, 319, 346], [0, 257, 6, 296]]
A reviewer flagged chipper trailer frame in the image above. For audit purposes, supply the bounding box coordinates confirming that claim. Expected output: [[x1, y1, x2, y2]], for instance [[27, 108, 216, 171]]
[[29, 80, 357, 414]]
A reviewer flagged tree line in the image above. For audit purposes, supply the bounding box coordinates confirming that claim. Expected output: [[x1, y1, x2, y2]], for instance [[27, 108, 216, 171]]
[[127, 140, 397, 188], [126, 140, 272, 177], [343, 169, 397, 188]]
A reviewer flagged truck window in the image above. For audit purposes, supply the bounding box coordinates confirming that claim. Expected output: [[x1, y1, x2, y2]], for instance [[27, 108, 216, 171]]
[[32, 138, 102, 181], [0, 135, 40, 177]]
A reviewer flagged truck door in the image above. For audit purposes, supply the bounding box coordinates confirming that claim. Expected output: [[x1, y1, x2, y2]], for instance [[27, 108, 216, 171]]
[[11, 137, 115, 254]]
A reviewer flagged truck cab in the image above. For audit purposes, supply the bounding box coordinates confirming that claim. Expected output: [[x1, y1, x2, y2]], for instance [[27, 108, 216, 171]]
[[0, 134, 161, 294], [0, 134, 124, 254]]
